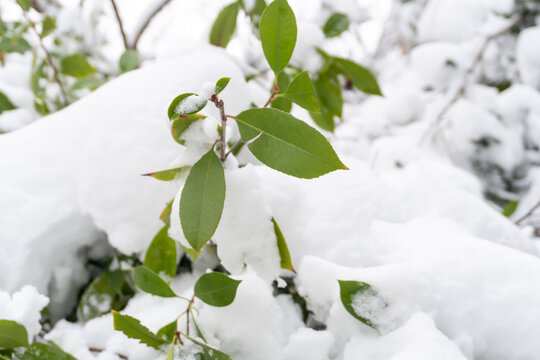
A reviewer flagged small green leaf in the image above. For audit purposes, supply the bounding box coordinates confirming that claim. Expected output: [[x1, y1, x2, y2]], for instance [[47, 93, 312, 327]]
[[171, 114, 207, 143], [0, 92, 16, 114], [16, 0, 30, 11], [168, 93, 207, 118], [323, 13, 349, 38], [194, 272, 241, 307], [180, 150, 226, 252], [272, 218, 294, 272], [271, 96, 292, 113], [60, 54, 96, 78], [0, 320, 28, 349], [119, 50, 139, 73], [209, 2, 240, 48], [284, 71, 319, 112], [185, 334, 232, 360], [338, 280, 380, 329], [144, 227, 177, 279], [40, 16, 56, 38], [313, 71, 342, 118], [18, 342, 77, 360], [235, 108, 347, 178], [248, 0, 267, 28], [156, 320, 177, 341], [112, 311, 168, 349], [215, 77, 231, 94], [165, 344, 175, 360], [503, 200, 518, 217], [160, 200, 174, 227], [259, 0, 297, 74], [77, 269, 135, 322], [71, 76, 106, 91], [309, 111, 334, 132], [332, 58, 382, 96], [142, 167, 189, 181], [133, 266, 177, 298]]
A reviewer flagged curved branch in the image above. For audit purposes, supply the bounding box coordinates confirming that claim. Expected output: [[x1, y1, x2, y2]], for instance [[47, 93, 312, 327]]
[[109, 0, 129, 50], [131, 0, 174, 50]]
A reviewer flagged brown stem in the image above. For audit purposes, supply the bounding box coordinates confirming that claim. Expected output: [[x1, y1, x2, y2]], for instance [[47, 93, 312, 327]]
[[109, 0, 129, 50], [515, 199, 540, 225], [132, 0, 174, 50], [211, 95, 227, 162], [263, 82, 279, 108], [185, 296, 194, 335], [21, 10, 69, 107]]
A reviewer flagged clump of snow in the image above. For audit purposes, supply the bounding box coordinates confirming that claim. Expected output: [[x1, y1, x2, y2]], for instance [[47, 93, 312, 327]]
[[282, 328, 334, 360], [350, 286, 390, 330], [517, 26, 540, 90], [0, 286, 49, 341]]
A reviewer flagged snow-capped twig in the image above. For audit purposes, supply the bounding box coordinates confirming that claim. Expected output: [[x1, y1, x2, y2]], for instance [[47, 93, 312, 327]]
[[515, 199, 540, 225], [419, 15, 522, 147]]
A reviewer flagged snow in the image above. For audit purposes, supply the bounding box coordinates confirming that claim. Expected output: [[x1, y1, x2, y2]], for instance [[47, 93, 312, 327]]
[[0, 286, 49, 341], [3, 0, 540, 359], [517, 26, 540, 90]]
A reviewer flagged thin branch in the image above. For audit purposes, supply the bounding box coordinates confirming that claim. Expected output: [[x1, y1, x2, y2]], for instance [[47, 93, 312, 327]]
[[419, 15, 521, 146], [515, 199, 540, 225], [109, 0, 129, 50], [185, 296, 194, 336], [20, 10, 69, 107], [132, 0, 174, 50], [211, 95, 227, 161]]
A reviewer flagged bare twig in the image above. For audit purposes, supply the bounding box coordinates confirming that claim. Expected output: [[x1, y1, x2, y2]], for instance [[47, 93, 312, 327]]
[[109, 0, 129, 50], [515, 199, 540, 225], [419, 15, 521, 147], [20, 10, 69, 106], [210, 95, 228, 161], [132, 0, 174, 50], [185, 296, 194, 335]]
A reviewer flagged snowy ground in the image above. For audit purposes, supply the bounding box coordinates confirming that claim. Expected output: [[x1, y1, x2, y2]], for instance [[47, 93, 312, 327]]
[[2, 0, 540, 359]]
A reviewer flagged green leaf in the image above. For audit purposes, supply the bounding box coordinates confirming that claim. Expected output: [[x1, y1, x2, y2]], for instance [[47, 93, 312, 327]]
[[209, 2, 239, 48], [338, 280, 380, 329], [215, 77, 231, 94], [112, 311, 168, 349], [0, 320, 28, 349], [143, 167, 189, 181], [272, 218, 294, 272], [235, 108, 347, 178], [133, 266, 177, 298], [168, 93, 207, 118], [156, 320, 177, 341], [40, 16, 56, 38], [332, 58, 382, 96], [160, 200, 174, 227], [165, 344, 175, 360], [71, 76, 106, 91], [119, 50, 139, 73], [309, 111, 334, 133], [503, 200, 518, 217], [60, 54, 96, 78], [259, 0, 297, 74], [171, 114, 207, 144], [180, 150, 226, 252], [270, 96, 292, 112], [144, 227, 177, 279], [284, 71, 319, 112], [323, 13, 349, 38], [194, 272, 241, 307], [313, 71, 342, 118], [18, 342, 76, 360], [0, 36, 31, 54], [16, 0, 30, 11], [0, 92, 16, 114], [77, 270, 135, 322], [185, 335, 232, 360]]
